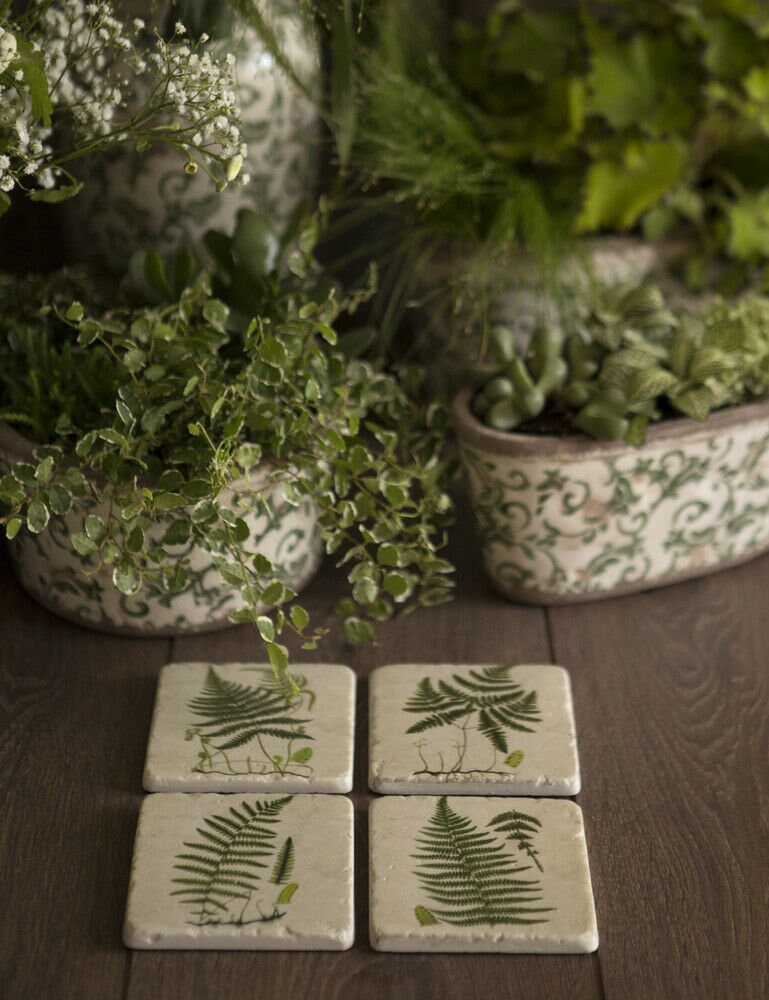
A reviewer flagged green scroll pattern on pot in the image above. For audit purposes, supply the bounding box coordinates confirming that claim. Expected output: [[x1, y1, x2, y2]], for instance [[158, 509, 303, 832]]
[[6, 483, 322, 635], [460, 414, 769, 602]]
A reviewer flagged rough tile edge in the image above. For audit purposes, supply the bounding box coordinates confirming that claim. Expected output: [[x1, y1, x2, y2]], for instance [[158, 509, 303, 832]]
[[122, 925, 355, 952], [153, 660, 357, 681], [368, 776, 580, 796], [143, 775, 353, 794], [368, 927, 599, 955], [370, 661, 572, 675]]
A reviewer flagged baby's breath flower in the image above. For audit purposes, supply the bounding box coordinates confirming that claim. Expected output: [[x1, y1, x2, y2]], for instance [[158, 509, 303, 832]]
[[0, 26, 17, 73], [0, 0, 247, 207]]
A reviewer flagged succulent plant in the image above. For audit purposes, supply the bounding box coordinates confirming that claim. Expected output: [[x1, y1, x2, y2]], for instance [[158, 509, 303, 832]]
[[470, 283, 769, 445], [471, 326, 567, 431]]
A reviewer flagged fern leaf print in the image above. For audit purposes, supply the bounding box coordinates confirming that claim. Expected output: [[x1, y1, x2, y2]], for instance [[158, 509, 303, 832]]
[[171, 796, 299, 926], [270, 837, 295, 885], [412, 798, 552, 927], [186, 667, 316, 777], [488, 811, 545, 872], [403, 666, 541, 776]]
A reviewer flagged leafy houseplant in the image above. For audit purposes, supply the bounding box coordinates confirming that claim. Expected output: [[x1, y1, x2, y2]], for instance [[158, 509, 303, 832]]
[[332, 0, 769, 359], [0, 213, 454, 674], [454, 283, 769, 603]]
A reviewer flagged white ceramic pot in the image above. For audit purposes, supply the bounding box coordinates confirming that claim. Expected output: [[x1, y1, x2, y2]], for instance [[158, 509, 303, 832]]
[[453, 389, 769, 604], [0, 424, 323, 635], [65, 2, 319, 270]]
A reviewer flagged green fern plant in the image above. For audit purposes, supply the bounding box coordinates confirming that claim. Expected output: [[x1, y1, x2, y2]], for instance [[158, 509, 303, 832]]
[[404, 665, 540, 774], [186, 667, 315, 778], [412, 797, 551, 927], [171, 796, 295, 926]]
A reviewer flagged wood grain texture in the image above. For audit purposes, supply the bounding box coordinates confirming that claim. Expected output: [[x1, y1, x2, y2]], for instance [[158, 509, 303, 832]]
[[0, 548, 171, 1000], [549, 558, 769, 1000], [6, 491, 767, 1000]]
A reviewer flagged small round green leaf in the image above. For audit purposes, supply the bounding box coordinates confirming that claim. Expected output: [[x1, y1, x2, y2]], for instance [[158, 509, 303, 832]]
[[27, 500, 49, 534], [113, 560, 139, 594]]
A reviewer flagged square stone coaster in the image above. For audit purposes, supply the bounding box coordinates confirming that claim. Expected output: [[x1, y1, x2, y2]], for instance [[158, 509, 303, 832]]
[[124, 793, 354, 950], [369, 663, 580, 795], [144, 662, 355, 793], [369, 795, 597, 953]]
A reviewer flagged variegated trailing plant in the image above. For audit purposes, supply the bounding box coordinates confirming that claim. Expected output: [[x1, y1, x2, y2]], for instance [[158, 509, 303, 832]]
[[412, 797, 552, 928], [470, 282, 769, 445], [186, 666, 316, 777], [171, 795, 298, 926], [0, 210, 455, 683], [403, 665, 540, 777]]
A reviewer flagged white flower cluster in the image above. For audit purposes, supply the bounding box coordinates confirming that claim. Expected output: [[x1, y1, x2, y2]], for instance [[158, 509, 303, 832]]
[[145, 32, 247, 183], [0, 25, 17, 73], [0, 1, 246, 205], [0, 20, 55, 196]]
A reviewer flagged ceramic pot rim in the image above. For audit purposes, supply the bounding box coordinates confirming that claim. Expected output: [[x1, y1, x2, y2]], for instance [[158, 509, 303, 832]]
[[452, 388, 769, 460]]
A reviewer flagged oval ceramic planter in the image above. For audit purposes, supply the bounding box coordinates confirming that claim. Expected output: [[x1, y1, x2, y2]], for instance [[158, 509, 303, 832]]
[[453, 389, 769, 604], [0, 424, 323, 635], [64, 3, 319, 271]]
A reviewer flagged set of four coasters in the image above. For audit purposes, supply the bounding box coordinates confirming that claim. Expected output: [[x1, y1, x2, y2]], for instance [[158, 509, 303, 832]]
[[124, 661, 598, 953]]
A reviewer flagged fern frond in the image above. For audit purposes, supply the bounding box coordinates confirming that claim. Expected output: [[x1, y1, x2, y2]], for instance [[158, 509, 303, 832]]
[[188, 668, 313, 752], [412, 797, 553, 927], [406, 706, 470, 734], [170, 795, 293, 925], [402, 666, 541, 751], [245, 667, 317, 709], [403, 677, 462, 714], [269, 837, 295, 885], [488, 811, 545, 873], [477, 708, 508, 753]]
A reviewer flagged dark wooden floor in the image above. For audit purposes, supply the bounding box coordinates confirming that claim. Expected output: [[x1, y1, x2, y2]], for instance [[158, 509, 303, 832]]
[[1, 497, 767, 1000]]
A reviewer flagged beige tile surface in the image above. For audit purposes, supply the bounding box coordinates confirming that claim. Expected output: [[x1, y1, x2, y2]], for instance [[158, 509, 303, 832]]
[[124, 793, 354, 950], [144, 662, 355, 793], [369, 795, 597, 953], [369, 663, 580, 795]]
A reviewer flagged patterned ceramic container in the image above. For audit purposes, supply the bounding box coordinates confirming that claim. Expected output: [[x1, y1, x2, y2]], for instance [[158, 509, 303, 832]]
[[0, 424, 323, 635], [453, 390, 769, 603], [64, 2, 319, 270]]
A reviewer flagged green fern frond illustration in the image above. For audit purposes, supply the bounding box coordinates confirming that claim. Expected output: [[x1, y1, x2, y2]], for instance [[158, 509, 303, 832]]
[[171, 796, 296, 926], [489, 811, 544, 872], [190, 668, 313, 749], [270, 837, 295, 885], [187, 668, 316, 777], [245, 667, 317, 710], [412, 797, 552, 927], [404, 666, 541, 774]]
